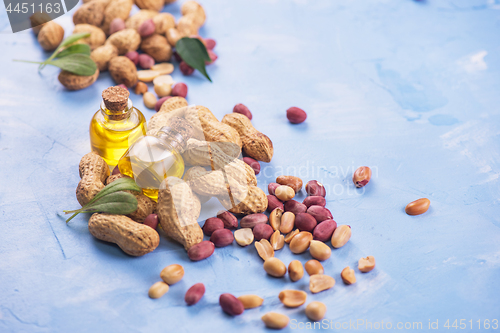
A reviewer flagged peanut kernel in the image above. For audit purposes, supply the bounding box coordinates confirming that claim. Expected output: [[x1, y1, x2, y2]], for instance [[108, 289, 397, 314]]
[[341, 266, 356, 285], [279, 290, 307, 308], [358, 256, 376, 273], [305, 301, 327, 321]]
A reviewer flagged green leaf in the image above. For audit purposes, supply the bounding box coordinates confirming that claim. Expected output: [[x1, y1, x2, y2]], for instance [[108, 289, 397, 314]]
[[82, 192, 138, 214], [176, 37, 212, 82], [59, 32, 91, 49], [64, 177, 141, 223], [55, 44, 91, 58], [87, 177, 141, 206], [39, 32, 91, 70], [65, 191, 138, 223], [45, 54, 97, 76]]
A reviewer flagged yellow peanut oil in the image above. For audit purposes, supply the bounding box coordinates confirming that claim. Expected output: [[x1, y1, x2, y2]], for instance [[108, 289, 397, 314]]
[[90, 100, 147, 168], [117, 134, 185, 201]]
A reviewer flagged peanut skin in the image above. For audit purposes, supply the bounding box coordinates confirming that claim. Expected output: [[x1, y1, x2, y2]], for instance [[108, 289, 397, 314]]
[[88, 213, 159, 256], [76, 152, 110, 206]]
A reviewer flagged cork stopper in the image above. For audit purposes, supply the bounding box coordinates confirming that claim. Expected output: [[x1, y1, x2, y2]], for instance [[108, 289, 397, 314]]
[[102, 86, 129, 112]]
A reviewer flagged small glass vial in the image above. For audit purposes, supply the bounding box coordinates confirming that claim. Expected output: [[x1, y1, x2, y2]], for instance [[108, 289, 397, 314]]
[[117, 117, 192, 201], [90, 86, 147, 167]]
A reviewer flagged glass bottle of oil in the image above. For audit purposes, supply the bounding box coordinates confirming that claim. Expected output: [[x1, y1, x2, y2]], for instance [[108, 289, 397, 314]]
[[90, 86, 147, 167], [117, 117, 193, 201]]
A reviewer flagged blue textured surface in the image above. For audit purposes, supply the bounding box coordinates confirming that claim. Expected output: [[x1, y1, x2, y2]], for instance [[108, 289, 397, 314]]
[[1, 0, 500, 332]]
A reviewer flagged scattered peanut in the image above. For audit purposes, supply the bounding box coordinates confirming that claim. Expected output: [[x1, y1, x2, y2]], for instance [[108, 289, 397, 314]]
[[279, 290, 307, 308], [137, 69, 161, 82], [138, 53, 155, 69], [233, 103, 252, 120], [284, 200, 307, 215], [262, 312, 289, 330], [234, 228, 254, 246], [267, 195, 284, 212], [109, 56, 138, 87], [59, 69, 100, 91], [153, 74, 175, 86], [243, 157, 260, 175], [91, 44, 118, 72], [187, 241, 215, 261], [279, 212, 295, 234], [172, 83, 188, 98], [313, 219, 337, 242], [353, 166, 372, 188], [286, 107, 307, 124], [341, 266, 356, 285], [331, 225, 351, 248], [237, 295, 263, 309], [309, 240, 331, 261], [294, 213, 317, 232], [305, 180, 326, 197], [202, 217, 224, 236], [138, 18, 156, 37], [358, 256, 376, 273], [289, 231, 313, 254], [151, 62, 174, 75], [210, 228, 234, 247], [219, 293, 244, 316], [405, 198, 430, 215], [134, 81, 148, 94], [276, 175, 303, 193], [303, 196, 326, 208], [106, 29, 141, 55], [148, 281, 169, 299], [305, 259, 324, 276], [270, 230, 285, 250], [160, 264, 184, 285], [253, 223, 273, 241], [38, 21, 64, 51], [268, 182, 280, 195], [269, 207, 283, 231], [275, 185, 295, 201], [143, 213, 158, 229], [307, 206, 333, 223], [255, 239, 274, 260], [288, 260, 304, 282], [76, 152, 109, 206], [305, 302, 327, 321], [263, 257, 287, 277], [88, 213, 159, 256], [140, 34, 172, 62], [222, 113, 274, 162], [185, 283, 205, 305], [309, 274, 335, 293], [143, 92, 157, 109], [157, 177, 203, 250], [284, 229, 300, 244], [217, 211, 238, 229], [154, 83, 172, 97], [240, 213, 268, 229]]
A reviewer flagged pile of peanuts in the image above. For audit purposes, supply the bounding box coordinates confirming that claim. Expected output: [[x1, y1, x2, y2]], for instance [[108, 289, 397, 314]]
[[145, 149, 430, 329], [148, 173, 379, 329], [31, 0, 216, 93]]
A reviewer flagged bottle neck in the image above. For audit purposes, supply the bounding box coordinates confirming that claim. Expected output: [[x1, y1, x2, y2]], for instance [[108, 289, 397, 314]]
[[156, 127, 188, 154], [100, 99, 133, 121]]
